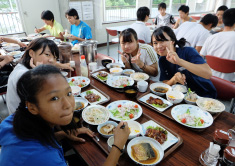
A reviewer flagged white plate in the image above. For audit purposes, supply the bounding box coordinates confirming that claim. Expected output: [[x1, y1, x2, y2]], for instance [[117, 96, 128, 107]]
[[150, 82, 172, 96], [130, 72, 149, 81], [127, 137, 164, 166], [106, 76, 134, 88], [139, 93, 173, 112], [82, 105, 110, 125], [7, 51, 21, 56], [106, 100, 143, 121], [80, 89, 109, 105], [92, 71, 110, 82], [67, 76, 90, 88], [196, 97, 225, 113], [74, 97, 88, 111], [172, 84, 187, 93], [106, 63, 124, 69], [171, 104, 213, 129], [141, 120, 178, 151]]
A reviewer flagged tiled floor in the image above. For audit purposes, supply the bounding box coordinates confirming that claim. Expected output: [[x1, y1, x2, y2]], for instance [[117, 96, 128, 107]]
[[0, 44, 233, 122]]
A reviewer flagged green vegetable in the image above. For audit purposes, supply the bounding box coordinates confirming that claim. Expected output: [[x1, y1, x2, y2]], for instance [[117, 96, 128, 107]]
[[86, 90, 93, 95], [69, 81, 75, 86], [97, 75, 108, 81], [152, 103, 168, 108], [146, 126, 168, 135], [186, 109, 190, 114]]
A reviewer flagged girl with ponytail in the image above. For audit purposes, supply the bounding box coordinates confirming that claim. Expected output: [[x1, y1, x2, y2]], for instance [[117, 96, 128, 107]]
[[151, 26, 217, 98]]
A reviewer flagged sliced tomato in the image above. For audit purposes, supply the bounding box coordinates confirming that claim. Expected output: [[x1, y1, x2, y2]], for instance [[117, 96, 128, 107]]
[[71, 78, 75, 82], [82, 80, 85, 82], [134, 105, 138, 108], [129, 114, 134, 119], [200, 119, 204, 124], [123, 84, 127, 87], [117, 104, 122, 108], [78, 85, 82, 87], [181, 118, 186, 123]]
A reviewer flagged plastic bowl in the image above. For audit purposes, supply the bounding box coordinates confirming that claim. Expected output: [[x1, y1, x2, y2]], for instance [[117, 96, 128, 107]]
[[97, 121, 118, 138], [184, 96, 198, 105], [71, 86, 81, 97], [127, 121, 142, 140], [166, 90, 184, 104], [101, 59, 112, 68], [110, 67, 123, 76], [124, 86, 138, 99]]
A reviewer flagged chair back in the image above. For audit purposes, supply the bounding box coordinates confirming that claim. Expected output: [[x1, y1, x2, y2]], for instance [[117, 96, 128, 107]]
[[145, 22, 152, 26], [205, 55, 235, 73], [106, 28, 118, 37], [138, 39, 145, 44], [191, 16, 201, 20], [210, 76, 235, 100], [95, 53, 115, 62]]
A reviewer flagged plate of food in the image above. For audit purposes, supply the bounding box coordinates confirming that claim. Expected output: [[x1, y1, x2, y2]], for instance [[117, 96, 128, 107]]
[[141, 120, 178, 151], [172, 84, 187, 93], [130, 72, 149, 81], [150, 83, 172, 96], [74, 97, 88, 111], [184, 88, 199, 105], [106, 100, 142, 121], [127, 137, 164, 166], [92, 71, 110, 82], [123, 69, 135, 76], [106, 63, 124, 69], [106, 76, 134, 88], [80, 89, 109, 105], [97, 121, 118, 138], [139, 93, 173, 112], [196, 98, 225, 114], [67, 76, 90, 88], [82, 105, 110, 125], [171, 104, 213, 129], [7, 51, 21, 56]]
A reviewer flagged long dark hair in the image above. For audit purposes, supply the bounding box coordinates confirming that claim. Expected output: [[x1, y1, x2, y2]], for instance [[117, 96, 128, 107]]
[[13, 64, 77, 148], [151, 26, 187, 48], [21, 38, 59, 69], [119, 28, 138, 43]]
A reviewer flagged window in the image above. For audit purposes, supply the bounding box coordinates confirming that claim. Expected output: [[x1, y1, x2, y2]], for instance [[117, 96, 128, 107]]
[[103, 0, 136, 22], [231, 0, 235, 7], [0, 0, 23, 34]]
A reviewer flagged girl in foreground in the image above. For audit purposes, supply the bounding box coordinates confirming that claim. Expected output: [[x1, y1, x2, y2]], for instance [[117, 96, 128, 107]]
[[152, 26, 217, 98], [6, 38, 72, 115], [0, 65, 130, 166], [118, 28, 159, 81]]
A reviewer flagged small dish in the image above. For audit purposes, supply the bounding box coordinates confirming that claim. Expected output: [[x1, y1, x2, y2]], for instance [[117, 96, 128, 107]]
[[71, 86, 81, 97], [166, 90, 184, 104], [127, 121, 142, 140], [110, 67, 123, 76], [97, 121, 118, 138], [106, 63, 124, 69], [150, 82, 172, 96], [101, 59, 112, 68], [172, 84, 187, 93], [123, 69, 135, 76], [124, 86, 138, 99], [74, 97, 88, 111], [130, 72, 149, 82]]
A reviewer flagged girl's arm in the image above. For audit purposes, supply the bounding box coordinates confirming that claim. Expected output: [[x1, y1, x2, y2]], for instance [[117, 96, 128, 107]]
[[35, 27, 46, 33], [0, 37, 27, 47], [173, 19, 180, 29]]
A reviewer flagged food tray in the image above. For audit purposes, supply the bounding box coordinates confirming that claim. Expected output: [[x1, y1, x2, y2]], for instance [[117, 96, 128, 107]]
[[85, 113, 183, 166], [137, 91, 223, 132]]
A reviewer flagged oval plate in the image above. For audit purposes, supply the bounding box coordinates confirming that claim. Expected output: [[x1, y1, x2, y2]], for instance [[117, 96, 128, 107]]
[[196, 97, 225, 114], [67, 76, 90, 88], [106, 76, 134, 89]]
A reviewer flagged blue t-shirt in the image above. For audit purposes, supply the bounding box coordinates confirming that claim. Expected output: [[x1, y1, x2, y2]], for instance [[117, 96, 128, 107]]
[[0, 115, 67, 166], [71, 20, 92, 45], [159, 47, 217, 98]]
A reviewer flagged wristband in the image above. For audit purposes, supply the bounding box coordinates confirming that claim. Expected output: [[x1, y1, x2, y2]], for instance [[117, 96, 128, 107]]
[[112, 144, 124, 153], [140, 63, 146, 70]]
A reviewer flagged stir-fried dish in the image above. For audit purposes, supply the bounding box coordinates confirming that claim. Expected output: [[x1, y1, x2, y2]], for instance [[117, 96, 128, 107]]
[[145, 126, 168, 144], [146, 96, 168, 108], [97, 72, 109, 81], [85, 90, 101, 103]]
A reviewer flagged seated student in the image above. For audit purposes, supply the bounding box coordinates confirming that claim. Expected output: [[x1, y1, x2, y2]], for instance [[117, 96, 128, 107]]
[[65, 8, 92, 45], [0, 65, 130, 166], [6, 38, 72, 115], [173, 5, 196, 29], [0, 55, 13, 93], [154, 2, 175, 28], [130, 6, 151, 44], [174, 14, 218, 53], [211, 5, 228, 34], [201, 8, 235, 82], [0, 36, 27, 48], [152, 26, 217, 98], [118, 28, 159, 81], [35, 10, 64, 40]]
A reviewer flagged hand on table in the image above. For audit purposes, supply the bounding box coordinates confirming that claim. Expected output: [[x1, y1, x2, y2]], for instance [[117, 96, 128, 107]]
[[57, 62, 74, 71], [66, 127, 95, 142], [67, 35, 78, 41], [172, 72, 186, 85], [131, 49, 142, 67], [113, 121, 130, 149], [30, 58, 43, 68], [118, 50, 129, 63], [18, 42, 27, 48], [166, 41, 181, 65], [0, 55, 14, 65]]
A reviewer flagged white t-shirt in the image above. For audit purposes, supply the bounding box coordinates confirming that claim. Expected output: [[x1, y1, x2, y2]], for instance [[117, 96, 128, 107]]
[[131, 44, 160, 81], [6, 63, 29, 115], [155, 13, 175, 28], [130, 21, 151, 43], [174, 22, 211, 47], [200, 31, 235, 81]]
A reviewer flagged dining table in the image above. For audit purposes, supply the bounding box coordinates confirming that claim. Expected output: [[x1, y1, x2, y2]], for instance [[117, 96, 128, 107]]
[[69, 53, 235, 166]]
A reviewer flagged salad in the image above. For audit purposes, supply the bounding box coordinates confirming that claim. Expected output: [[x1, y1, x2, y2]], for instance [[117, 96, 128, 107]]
[[112, 77, 130, 88], [185, 88, 198, 102], [97, 72, 109, 81], [178, 109, 204, 127], [69, 78, 86, 87], [109, 102, 139, 120]]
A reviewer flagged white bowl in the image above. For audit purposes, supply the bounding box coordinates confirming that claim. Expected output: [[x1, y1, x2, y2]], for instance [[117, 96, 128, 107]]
[[107, 136, 125, 154], [172, 84, 187, 93], [110, 67, 123, 76], [150, 82, 172, 96], [184, 95, 198, 105], [127, 121, 142, 140], [166, 90, 184, 104], [74, 97, 88, 111], [97, 121, 118, 138], [71, 86, 81, 97], [122, 69, 135, 76], [130, 72, 149, 82]]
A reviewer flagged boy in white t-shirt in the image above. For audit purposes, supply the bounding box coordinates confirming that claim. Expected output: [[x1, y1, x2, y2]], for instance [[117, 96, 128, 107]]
[[154, 2, 175, 28]]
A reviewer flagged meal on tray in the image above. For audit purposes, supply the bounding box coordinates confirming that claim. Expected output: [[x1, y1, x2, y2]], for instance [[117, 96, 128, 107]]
[[145, 126, 168, 144], [146, 96, 168, 108], [100, 124, 116, 135], [69, 78, 87, 87], [131, 143, 159, 164], [154, 87, 168, 93], [178, 109, 204, 127], [85, 90, 101, 103], [97, 72, 109, 81]]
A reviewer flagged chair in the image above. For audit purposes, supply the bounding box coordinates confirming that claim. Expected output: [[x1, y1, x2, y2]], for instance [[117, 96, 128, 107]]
[[95, 53, 115, 63], [145, 22, 152, 26], [152, 19, 155, 24], [138, 39, 145, 44], [105, 28, 120, 61], [191, 16, 201, 20]]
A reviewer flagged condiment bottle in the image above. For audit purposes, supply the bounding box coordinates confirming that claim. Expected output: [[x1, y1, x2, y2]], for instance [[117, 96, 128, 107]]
[[80, 55, 88, 77], [220, 146, 235, 166], [213, 129, 230, 156]]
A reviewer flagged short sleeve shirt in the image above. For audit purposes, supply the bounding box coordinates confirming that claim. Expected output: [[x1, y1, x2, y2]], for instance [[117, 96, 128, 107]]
[[70, 20, 92, 45], [44, 20, 64, 37], [159, 47, 217, 98], [129, 21, 151, 43]]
